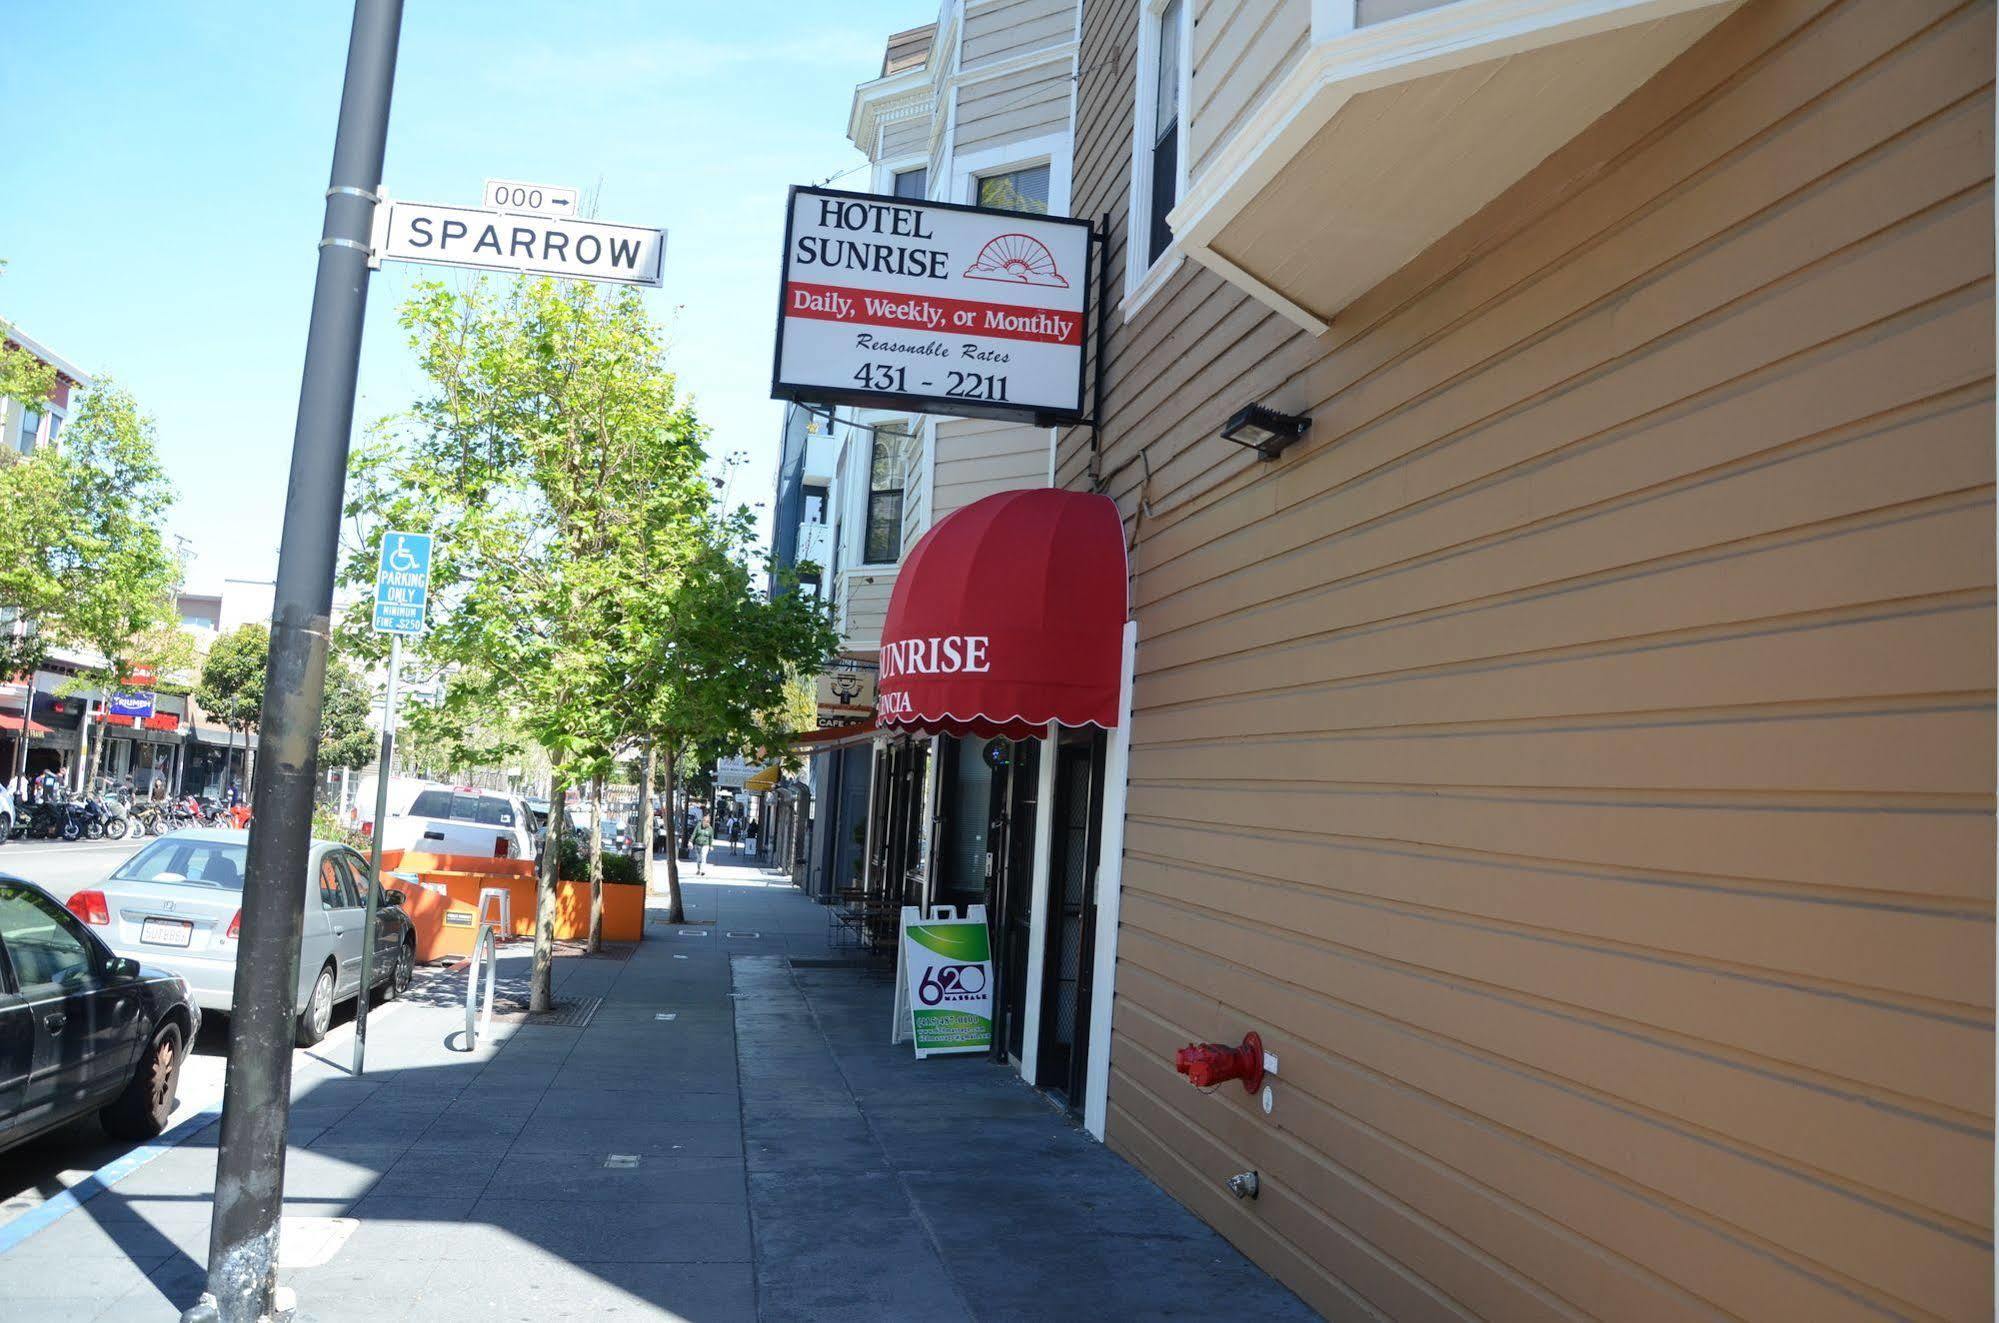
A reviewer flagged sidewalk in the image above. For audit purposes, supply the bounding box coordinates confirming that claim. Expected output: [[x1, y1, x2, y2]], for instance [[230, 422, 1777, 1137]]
[[0, 848, 1313, 1322]]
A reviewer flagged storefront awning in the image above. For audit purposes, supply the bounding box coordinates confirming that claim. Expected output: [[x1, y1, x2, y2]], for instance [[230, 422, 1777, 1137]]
[[878, 488, 1127, 739], [743, 765, 781, 793], [0, 711, 52, 737], [792, 719, 878, 752]]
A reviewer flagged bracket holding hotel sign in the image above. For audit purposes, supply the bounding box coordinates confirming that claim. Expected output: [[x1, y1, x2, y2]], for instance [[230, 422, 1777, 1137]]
[[771, 185, 1095, 426], [370, 184, 665, 288]]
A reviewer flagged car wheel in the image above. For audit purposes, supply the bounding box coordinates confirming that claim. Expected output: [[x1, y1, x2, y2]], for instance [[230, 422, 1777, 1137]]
[[0, 813, 11, 844], [295, 964, 336, 1047], [102, 1022, 184, 1140], [384, 936, 415, 1000]]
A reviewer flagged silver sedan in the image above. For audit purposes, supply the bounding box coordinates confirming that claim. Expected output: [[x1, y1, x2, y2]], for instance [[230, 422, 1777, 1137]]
[[60, 829, 416, 1046]]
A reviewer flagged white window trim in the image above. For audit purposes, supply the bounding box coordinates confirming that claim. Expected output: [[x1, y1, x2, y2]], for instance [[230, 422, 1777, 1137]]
[[873, 153, 933, 200], [950, 132, 1073, 218], [1123, 0, 1192, 318]]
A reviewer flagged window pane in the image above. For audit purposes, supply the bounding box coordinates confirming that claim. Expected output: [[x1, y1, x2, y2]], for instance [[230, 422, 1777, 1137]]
[[476, 797, 514, 826], [17, 409, 40, 455], [1154, 0, 1182, 135], [0, 884, 95, 989], [870, 430, 908, 493], [334, 857, 366, 908], [1149, 124, 1178, 265], [977, 166, 1050, 215], [409, 790, 451, 817], [318, 860, 346, 909], [865, 491, 904, 564], [893, 168, 927, 199]]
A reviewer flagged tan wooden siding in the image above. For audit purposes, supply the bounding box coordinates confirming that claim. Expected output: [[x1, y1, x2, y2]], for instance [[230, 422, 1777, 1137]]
[[932, 418, 1050, 524], [880, 111, 931, 161], [901, 427, 931, 558], [1065, 0, 1996, 1318], [838, 569, 897, 654], [955, 68, 1074, 155], [964, 0, 1076, 68], [1190, 0, 1313, 177]]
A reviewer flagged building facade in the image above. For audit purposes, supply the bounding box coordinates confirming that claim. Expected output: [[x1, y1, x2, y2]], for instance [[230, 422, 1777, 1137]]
[[786, 0, 1995, 1317], [1044, 0, 1994, 1318]]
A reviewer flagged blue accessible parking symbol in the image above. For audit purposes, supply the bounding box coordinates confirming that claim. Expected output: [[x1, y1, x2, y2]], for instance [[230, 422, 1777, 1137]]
[[373, 531, 434, 635]]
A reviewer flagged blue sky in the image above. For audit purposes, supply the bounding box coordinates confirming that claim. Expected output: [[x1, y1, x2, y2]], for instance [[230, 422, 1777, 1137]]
[[0, 1, 932, 591]]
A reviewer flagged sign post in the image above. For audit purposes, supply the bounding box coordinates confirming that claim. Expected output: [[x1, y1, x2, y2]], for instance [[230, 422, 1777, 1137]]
[[353, 530, 432, 1076], [194, 5, 403, 1321]]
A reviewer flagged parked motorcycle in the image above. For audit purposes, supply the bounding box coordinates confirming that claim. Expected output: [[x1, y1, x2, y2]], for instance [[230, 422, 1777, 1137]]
[[93, 790, 134, 841], [128, 799, 168, 838]]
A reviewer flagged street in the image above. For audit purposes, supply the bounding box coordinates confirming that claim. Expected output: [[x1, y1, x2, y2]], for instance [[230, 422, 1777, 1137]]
[[0, 836, 147, 894]]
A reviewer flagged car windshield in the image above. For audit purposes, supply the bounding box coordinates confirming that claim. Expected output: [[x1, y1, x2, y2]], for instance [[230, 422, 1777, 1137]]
[[112, 838, 248, 888]]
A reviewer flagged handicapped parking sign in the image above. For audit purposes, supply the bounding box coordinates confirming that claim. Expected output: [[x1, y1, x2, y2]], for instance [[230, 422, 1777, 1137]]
[[372, 531, 434, 635]]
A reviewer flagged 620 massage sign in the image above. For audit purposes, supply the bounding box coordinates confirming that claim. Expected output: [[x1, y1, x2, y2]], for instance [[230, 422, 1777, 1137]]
[[771, 186, 1093, 424]]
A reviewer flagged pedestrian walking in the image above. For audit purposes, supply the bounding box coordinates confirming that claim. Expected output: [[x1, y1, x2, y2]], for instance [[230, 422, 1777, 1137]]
[[694, 816, 713, 875], [729, 816, 742, 852]]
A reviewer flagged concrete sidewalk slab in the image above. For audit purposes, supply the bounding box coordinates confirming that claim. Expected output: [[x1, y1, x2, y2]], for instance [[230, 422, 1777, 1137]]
[[0, 852, 1313, 1321]]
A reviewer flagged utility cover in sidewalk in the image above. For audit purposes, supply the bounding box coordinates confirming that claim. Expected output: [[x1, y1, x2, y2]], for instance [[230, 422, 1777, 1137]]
[[604, 1154, 640, 1169], [726, 931, 762, 939], [655, 1012, 677, 1021], [524, 995, 602, 1028], [676, 928, 710, 938]]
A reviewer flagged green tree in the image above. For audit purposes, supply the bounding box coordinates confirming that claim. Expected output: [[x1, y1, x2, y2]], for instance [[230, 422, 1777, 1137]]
[[318, 655, 376, 772], [0, 382, 179, 684], [196, 623, 267, 795], [0, 261, 59, 423], [342, 276, 712, 1009], [622, 508, 837, 925]]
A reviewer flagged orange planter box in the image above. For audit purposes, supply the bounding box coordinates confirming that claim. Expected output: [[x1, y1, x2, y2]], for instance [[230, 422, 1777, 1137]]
[[380, 851, 644, 960]]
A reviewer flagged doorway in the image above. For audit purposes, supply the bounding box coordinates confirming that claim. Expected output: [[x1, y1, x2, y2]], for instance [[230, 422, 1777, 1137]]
[[986, 738, 1040, 1064], [1036, 730, 1106, 1111]]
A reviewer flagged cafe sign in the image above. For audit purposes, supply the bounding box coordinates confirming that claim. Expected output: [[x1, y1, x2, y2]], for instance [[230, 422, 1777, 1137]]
[[771, 186, 1093, 425]]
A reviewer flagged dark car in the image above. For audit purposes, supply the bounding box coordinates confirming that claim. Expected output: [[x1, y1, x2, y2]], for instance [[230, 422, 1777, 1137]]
[[0, 874, 200, 1153]]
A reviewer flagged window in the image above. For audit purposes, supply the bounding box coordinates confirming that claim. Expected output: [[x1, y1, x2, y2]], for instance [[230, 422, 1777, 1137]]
[[1133, 0, 1189, 276], [977, 165, 1051, 215], [113, 839, 246, 888], [334, 854, 370, 906], [15, 407, 41, 456], [0, 883, 98, 989], [473, 796, 516, 827], [893, 168, 928, 199], [864, 424, 909, 564], [317, 859, 348, 910], [802, 484, 829, 525], [407, 790, 452, 818]]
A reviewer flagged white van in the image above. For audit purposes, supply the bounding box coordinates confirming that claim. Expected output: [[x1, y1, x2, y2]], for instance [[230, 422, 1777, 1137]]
[[380, 785, 536, 860]]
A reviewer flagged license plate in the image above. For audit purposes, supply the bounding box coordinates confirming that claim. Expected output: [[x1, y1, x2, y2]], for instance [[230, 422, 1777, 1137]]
[[141, 917, 193, 947]]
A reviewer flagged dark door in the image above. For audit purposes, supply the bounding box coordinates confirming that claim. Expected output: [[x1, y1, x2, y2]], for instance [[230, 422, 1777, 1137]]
[[0, 978, 31, 1148], [992, 739, 1040, 1063], [0, 882, 137, 1121], [1037, 731, 1106, 1110]]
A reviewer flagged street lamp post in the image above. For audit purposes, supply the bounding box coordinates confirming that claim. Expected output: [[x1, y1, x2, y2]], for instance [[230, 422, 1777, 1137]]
[[185, 3, 404, 1321]]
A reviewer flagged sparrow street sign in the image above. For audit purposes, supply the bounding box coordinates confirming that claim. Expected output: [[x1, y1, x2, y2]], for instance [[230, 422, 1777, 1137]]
[[483, 177, 580, 217], [372, 194, 665, 288], [372, 530, 434, 635]]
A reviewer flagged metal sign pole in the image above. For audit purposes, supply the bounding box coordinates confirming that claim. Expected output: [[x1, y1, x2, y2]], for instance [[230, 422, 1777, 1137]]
[[352, 631, 400, 1075], [189, 4, 403, 1321]]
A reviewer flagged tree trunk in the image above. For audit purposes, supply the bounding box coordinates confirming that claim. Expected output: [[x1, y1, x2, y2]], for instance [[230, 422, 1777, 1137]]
[[641, 742, 659, 896], [661, 747, 685, 924], [85, 701, 108, 791], [530, 773, 566, 1013], [586, 776, 605, 955]]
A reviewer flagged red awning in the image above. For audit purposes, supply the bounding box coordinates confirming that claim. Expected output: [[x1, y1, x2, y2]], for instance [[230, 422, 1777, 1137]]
[[877, 488, 1127, 739], [0, 711, 51, 737], [793, 719, 879, 750]]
